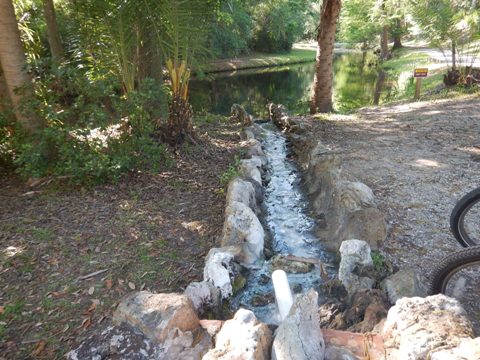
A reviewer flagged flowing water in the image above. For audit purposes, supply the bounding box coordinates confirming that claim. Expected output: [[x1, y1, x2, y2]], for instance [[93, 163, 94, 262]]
[[190, 51, 397, 116], [231, 123, 335, 324]]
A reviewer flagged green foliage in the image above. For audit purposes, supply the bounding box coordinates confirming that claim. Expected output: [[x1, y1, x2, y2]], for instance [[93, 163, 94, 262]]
[[339, 0, 379, 45], [250, 0, 309, 53], [219, 155, 241, 185], [371, 251, 385, 271], [210, 0, 253, 58], [10, 74, 173, 186]]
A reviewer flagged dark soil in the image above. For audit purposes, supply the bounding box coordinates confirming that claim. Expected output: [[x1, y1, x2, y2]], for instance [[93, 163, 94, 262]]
[[0, 118, 244, 359]]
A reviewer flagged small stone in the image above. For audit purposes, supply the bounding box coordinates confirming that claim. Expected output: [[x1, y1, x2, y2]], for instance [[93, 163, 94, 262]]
[[381, 269, 423, 305], [339, 240, 375, 296]]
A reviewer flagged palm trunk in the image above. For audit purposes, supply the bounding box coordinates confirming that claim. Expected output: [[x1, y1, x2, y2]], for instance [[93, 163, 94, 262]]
[[43, 0, 63, 60], [0, 0, 43, 134], [310, 0, 342, 114], [0, 62, 10, 113], [451, 41, 457, 71]]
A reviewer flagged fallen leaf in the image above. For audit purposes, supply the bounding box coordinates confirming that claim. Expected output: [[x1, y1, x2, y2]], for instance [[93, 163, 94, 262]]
[[31, 340, 47, 357], [80, 317, 91, 329], [128, 282, 135, 290], [88, 286, 95, 295], [105, 279, 113, 289], [84, 302, 97, 315], [0, 306, 4, 314]]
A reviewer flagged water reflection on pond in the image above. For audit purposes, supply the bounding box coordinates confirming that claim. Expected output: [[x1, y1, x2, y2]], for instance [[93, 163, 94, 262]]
[[190, 52, 397, 117]]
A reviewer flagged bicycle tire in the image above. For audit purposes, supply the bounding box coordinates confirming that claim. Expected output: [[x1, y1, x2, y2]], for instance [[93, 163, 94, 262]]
[[450, 187, 480, 247], [429, 246, 480, 295]]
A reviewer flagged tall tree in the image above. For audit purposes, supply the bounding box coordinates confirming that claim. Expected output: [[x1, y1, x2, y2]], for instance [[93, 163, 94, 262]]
[[0, 0, 43, 134], [379, 0, 389, 60], [310, 0, 342, 113], [43, 0, 63, 60]]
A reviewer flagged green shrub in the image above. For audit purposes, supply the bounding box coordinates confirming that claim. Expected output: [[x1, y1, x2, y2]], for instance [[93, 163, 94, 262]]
[[7, 65, 172, 186]]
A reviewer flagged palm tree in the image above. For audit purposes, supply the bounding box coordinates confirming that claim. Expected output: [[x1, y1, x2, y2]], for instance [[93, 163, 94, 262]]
[[0, 0, 43, 134], [311, 0, 342, 114]]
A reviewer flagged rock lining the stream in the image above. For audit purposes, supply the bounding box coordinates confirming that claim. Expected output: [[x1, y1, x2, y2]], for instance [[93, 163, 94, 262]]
[[272, 289, 325, 360], [268, 103, 387, 251]]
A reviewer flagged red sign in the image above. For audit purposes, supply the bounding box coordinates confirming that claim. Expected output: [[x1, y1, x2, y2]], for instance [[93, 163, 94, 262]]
[[414, 68, 428, 78]]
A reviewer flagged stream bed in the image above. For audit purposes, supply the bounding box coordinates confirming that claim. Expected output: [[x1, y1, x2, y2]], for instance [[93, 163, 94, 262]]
[[231, 123, 335, 324]]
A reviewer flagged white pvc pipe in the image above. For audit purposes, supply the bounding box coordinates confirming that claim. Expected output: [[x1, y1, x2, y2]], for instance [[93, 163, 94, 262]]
[[272, 269, 293, 321]]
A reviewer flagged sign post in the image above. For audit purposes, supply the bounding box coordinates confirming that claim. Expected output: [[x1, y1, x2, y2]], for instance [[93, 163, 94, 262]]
[[413, 68, 428, 100]]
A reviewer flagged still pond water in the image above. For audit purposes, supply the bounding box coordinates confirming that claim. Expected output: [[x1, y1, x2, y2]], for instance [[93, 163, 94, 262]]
[[190, 52, 400, 117]]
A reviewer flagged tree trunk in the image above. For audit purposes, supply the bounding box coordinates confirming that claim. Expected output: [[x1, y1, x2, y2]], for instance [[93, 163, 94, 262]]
[[0, 61, 10, 112], [451, 40, 456, 71], [392, 19, 403, 50], [0, 0, 43, 134], [43, 0, 63, 60], [380, 25, 389, 60], [310, 0, 342, 114]]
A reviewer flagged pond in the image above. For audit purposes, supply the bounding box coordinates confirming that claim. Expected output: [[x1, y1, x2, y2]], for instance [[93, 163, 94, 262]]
[[189, 51, 398, 117]]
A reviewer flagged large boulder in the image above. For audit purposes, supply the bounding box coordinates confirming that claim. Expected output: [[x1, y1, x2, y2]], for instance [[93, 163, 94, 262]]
[[382, 294, 475, 360], [381, 269, 423, 305], [203, 309, 273, 360], [221, 201, 264, 264], [226, 178, 257, 212], [112, 292, 199, 344], [337, 181, 376, 212], [340, 207, 387, 250], [203, 248, 235, 298], [338, 240, 375, 296], [272, 289, 325, 360]]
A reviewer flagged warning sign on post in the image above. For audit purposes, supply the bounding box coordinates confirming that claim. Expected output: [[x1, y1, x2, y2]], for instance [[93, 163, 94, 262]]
[[414, 68, 428, 77]]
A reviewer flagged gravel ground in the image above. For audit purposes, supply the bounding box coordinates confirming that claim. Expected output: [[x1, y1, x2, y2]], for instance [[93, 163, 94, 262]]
[[304, 95, 480, 280]]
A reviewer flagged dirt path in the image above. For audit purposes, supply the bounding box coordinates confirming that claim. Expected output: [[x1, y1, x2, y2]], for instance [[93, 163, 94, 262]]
[[307, 96, 480, 279]]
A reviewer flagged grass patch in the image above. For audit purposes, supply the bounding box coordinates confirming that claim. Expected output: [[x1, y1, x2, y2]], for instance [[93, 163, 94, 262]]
[[202, 49, 316, 73]]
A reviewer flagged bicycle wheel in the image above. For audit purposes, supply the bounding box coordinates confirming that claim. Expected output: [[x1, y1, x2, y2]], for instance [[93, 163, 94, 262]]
[[450, 187, 480, 247], [429, 247, 480, 333]]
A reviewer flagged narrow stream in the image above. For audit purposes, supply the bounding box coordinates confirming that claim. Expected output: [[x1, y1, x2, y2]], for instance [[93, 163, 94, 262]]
[[232, 123, 335, 324]]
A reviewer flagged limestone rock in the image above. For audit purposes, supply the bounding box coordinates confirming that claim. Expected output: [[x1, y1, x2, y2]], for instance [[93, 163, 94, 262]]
[[67, 323, 162, 360], [338, 181, 375, 212], [112, 292, 199, 344], [272, 289, 325, 360], [221, 201, 264, 264], [243, 138, 265, 159], [230, 104, 253, 126], [324, 346, 359, 360], [430, 337, 480, 360], [203, 309, 272, 360], [382, 294, 475, 360], [341, 208, 387, 250], [203, 248, 235, 298], [338, 240, 375, 296], [226, 178, 257, 212], [184, 281, 219, 315], [381, 269, 423, 305], [239, 158, 263, 184]]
